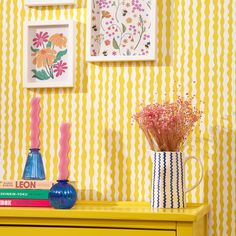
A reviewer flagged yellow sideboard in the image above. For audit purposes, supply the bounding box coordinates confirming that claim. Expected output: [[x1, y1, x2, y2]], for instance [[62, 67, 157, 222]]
[[0, 201, 210, 236]]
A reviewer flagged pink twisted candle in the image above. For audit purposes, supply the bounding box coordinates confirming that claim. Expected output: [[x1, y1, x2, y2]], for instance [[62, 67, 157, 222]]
[[58, 123, 71, 180], [30, 97, 40, 149]]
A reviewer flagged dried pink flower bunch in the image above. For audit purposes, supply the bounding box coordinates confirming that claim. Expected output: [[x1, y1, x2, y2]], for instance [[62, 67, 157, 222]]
[[134, 97, 201, 151]]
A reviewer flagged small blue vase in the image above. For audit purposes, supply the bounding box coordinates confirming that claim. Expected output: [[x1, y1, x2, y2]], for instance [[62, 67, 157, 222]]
[[22, 148, 45, 180], [48, 180, 77, 209]]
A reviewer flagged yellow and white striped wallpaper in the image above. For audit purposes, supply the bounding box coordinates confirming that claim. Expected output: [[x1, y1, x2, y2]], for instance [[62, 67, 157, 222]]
[[0, 0, 235, 235]]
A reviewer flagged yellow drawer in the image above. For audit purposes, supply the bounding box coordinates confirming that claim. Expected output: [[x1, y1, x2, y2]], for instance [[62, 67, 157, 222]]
[[0, 226, 176, 236]]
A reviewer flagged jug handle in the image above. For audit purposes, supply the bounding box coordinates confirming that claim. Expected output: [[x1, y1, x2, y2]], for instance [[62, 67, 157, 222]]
[[184, 156, 203, 193]]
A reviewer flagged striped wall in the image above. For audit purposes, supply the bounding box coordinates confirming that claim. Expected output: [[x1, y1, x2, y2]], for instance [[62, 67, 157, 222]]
[[0, 0, 235, 235]]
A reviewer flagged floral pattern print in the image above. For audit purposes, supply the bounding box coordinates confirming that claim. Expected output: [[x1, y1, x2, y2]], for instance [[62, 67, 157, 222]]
[[33, 32, 49, 48], [53, 60, 68, 77], [90, 0, 152, 57], [31, 31, 68, 80]]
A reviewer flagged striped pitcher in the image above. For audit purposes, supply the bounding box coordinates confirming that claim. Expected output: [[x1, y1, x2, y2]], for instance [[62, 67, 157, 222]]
[[151, 152, 203, 208]]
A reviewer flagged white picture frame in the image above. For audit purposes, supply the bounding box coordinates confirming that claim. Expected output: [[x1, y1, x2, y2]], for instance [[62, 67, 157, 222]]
[[24, 20, 75, 88], [86, 0, 157, 62], [24, 0, 76, 6]]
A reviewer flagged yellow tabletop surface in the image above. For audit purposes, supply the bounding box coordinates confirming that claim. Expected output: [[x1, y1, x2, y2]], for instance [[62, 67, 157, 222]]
[[0, 201, 210, 222]]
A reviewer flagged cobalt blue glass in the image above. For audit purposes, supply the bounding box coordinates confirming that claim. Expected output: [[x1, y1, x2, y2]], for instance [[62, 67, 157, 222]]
[[48, 180, 77, 209], [22, 148, 45, 180]]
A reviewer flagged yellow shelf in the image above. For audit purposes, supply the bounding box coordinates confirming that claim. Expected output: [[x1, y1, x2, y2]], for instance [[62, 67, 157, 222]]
[[0, 201, 209, 221], [0, 201, 210, 236]]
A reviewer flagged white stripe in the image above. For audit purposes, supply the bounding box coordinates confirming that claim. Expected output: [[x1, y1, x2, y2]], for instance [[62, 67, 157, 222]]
[[137, 62, 144, 201], [0, 0, 8, 180], [14, 0, 23, 179], [183, 0, 191, 202], [49, 92, 55, 180], [100, 63, 106, 201], [60, 5, 66, 19], [161, 0, 166, 101], [176, 0, 182, 90], [41, 91, 48, 178], [70, 7, 77, 182], [21, 6, 29, 175], [216, 1, 222, 233], [222, 1, 230, 234], [200, 0, 206, 205], [85, 63, 91, 200], [92, 64, 99, 200], [130, 62, 136, 201], [77, 0, 85, 200], [207, 1, 215, 233], [144, 64, 151, 202], [231, 0, 236, 231]]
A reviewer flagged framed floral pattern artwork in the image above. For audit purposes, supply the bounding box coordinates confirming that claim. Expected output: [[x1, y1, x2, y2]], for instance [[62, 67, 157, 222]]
[[24, 21, 75, 88], [24, 0, 76, 6], [86, 0, 157, 61]]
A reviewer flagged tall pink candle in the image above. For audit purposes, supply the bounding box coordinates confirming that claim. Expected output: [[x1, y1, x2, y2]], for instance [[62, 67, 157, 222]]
[[30, 97, 40, 149], [58, 123, 70, 180]]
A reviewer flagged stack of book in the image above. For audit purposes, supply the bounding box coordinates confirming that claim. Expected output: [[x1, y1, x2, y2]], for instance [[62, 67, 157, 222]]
[[0, 180, 55, 207]]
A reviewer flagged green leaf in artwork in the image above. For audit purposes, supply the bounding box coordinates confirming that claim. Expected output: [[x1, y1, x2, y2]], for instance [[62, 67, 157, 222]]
[[127, 49, 131, 56], [46, 41, 52, 48], [122, 23, 126, 33], [112, 38, 119, 50], [31, 46, 39, 53], [32, 69, 50, 80], [53, 49, 67, 63]]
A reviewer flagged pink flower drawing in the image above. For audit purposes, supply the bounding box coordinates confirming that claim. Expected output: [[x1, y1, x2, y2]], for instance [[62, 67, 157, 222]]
[[33, 32, 49, 48], [53, 60, 68, 77]]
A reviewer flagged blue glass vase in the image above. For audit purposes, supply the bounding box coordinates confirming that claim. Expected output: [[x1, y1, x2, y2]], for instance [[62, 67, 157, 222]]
[[22, 148, 45, 180], [48, 180, 77, 209]]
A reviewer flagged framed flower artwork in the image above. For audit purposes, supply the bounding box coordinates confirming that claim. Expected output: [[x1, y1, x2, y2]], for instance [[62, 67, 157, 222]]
[[86, 0, 157, 62], [24, 0, 76, 6], [24, 20, 75, 88]]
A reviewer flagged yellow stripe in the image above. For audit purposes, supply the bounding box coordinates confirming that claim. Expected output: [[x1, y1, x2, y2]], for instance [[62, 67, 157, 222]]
[[10, 0, 18, 178], [48, 6, 53, 19], [96, 63, 103, 200], [194, 0, 201, 204], [219, 0, 225, 234], [4, 0, 11, 179], [211, 0, 219, 233], [80, 7, 87, 200], [226, 1, 233, 235], [157, 0, 163, 103]]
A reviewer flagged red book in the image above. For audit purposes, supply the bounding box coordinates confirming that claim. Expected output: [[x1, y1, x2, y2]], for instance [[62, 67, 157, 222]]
[[0, 199, 51, 207]]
